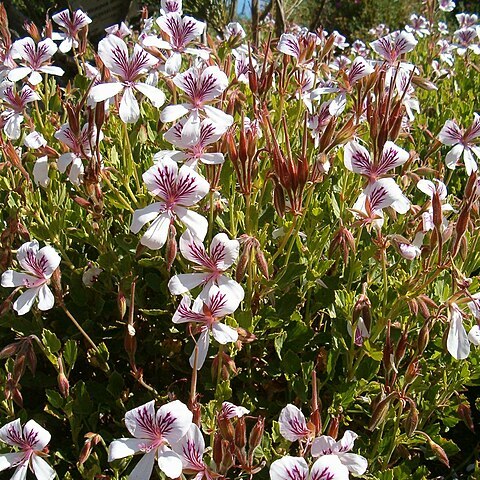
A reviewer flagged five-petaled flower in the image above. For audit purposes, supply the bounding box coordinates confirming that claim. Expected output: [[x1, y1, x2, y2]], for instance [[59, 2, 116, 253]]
[[168, 230, 244, 302], [0, 418, 56, 480], [89, 34, 165, 123], [108, 400, 193, 479], [311, 430, 368, 477], [1, 240, 61, 315], [130, 156, 210, 249], [370, 30, 418, 65], [438, 113, 480, 175], [160, 65, 233, 131], [51, 8, 92, 53], [8, 37, 64, 85], [173, 284, 241, 369], [0, 83, 40, 139]]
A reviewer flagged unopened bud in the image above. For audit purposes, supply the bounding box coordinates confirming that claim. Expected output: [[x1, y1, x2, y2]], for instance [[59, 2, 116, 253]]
[[13, 354, 26, 383], [255, 247, 269, 279], [219, 440, 234, 473], [394, 328, 408, 365], [117, 291, 127, 320], [166, 224, 178, 271], [457, 403, 475, 432], [326, 416, 339, 439], [273, 183, 286, 218], [213, 433, 223, 466], [369, 392, 397, 431], [427, 437, 450, 467], [0, 341, 20, 359], [404, 402, 419, 437], [417, 322, 430, 355], [24, 21, 40, 42], [235, 416, 246, 449], [50, 268, 63, 304], [405, 358, 420, 385], [248, 416, 264, 452], [236, 242, 252, 283], [218, 415, 235, 443], [58, 371, 70, 398]]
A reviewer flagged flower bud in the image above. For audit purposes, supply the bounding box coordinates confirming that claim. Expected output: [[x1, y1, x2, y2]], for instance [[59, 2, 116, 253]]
[[255, 246, 269, 279], [218, 415, 235, 443], [24, 21, 40, 42], [235, 416, 246, 450], [236, 242, 252, 283], [273, 183, 286, 218], [368, 392, 397, 431], [457, 403, 474, 432], [404, 402, 419, 437], [117, 291, 127, 320], [427, 437, 450, 467], [326, 415, 339, 439], [58, 371, 70, 398], [248, 416, 264, 452], [417, 322, 430, 355], [219, 440, 234, 473], [394, 328, 408, 365], [404, 358, 420, 385], [213, 433, 223, 466], [165, 223, 177, 271]]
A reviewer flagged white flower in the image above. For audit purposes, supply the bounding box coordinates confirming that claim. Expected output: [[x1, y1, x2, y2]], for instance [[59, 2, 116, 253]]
[[438, 113, 480, 174], [130, 157, 210, 249], [89, 35, 165, 123], [51, 9, 92, 53], [1, 240, 60, 315], [108, 400, 193, 479], [173, 284, 241, 369], [220, 402, 250, 419], [311, 430, 368, 476], [447, 303, 471, 360], [168, 230, 244, 302], [270, 455, 350, 480], [0, 418, 56, 480], [8, 37, 64, 85]]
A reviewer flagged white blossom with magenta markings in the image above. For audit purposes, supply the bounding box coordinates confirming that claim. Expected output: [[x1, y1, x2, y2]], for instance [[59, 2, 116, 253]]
[[173, 283, 241, 369], [1, 240, 60, 315], [0, 418, 56, 480], [130, 156, 210, 249], [108, 399, 193, 479], [51, 9, 92, 53], [89, 35, 165, 123], [270, 455, 350, 480], [8, 37, 64, 85], [168, 230, 244, 302]]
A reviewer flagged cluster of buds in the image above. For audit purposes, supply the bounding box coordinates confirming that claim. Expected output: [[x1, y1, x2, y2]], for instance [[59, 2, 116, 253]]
[[265, 113, 309, 216], [236, 234, 269, 282], [0, 336, 37, 407], [248, 36, 274, 99], [329, 221, 355, 263], [0, 216, 29, 271], [226, 120, 260, 195], [215, 409, 265, 476]]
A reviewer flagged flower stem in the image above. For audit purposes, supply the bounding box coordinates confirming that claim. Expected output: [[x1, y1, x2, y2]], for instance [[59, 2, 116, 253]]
[[61, 304, 99, 353]]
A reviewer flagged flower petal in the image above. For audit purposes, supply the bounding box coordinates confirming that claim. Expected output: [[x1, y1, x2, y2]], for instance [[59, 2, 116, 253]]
[[0, 419, 23, 447], [175, 207, 208, 240], [203, 105, 234, 130], [270, 456, 308, 480], [468, 325, 480, 346], [175, 164, 210, 206], [11, 462, 28, 480], [171, 423, 205, 470], [445, 144, 464, 169], [37, 285, 55, 311], [168, 273, 208, 295], [212, 322, 238, 344], [135, 83, 166, 108], [210, 233, 240, 270], [279, 404, 310, 442], [119, 87, 140, 123], [160, 104, 190, 123], [343, 141, 372, 176], [13, 287, 40, 315], [190, 329, 210, 370], [311, 435, 337, 457], [157, 447, 184, 479], [128, 450, 156, 480], [89, 82, 124, 103], [337, 452, 368, 475], [125, 400, 157, 439], [376, 141, 410, 176], [447, 304, 470, 360], [36, 246, 61, 278], [0, 452, 25, 472], [30, 455, 55, 480], [438, 120, 463, 145], [277, 34, 300, 59], [310, 455, 350, 480], [33, 156, 49, 187], [8, 67, 32, 82], [130, 203, 163, 234], [1, 271, 38, 288], [108, 438, 148, 461], [141, 213, 171, 250], [157, 400, 193, 443]]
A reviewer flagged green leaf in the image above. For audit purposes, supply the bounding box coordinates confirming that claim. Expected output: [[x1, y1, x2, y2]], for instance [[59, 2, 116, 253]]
[[42, 329, 61, 359], [46, 389, 65, 409], [64, 340, 78, 369], [274, 331, 287, 360]]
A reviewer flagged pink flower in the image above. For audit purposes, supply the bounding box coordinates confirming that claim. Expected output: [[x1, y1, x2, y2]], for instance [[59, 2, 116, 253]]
[[438, 113, 480, 174], [51, 9, 92, 53], [1, 240, 60, 315], [0, 418, 55, 480], [173, 284, 241, 369], [89, 35, 165, 123], [168, 230, 244, 302], [108, 400, 193, 479], [8, 37, 64, 85], [130, 157, 210, 249]]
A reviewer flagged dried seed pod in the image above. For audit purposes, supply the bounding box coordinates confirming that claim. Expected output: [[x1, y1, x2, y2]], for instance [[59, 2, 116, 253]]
[[368, 392, 397, 431]]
